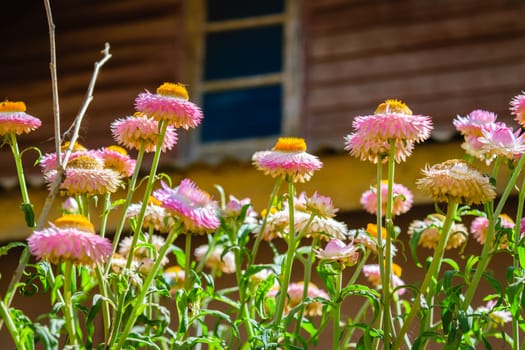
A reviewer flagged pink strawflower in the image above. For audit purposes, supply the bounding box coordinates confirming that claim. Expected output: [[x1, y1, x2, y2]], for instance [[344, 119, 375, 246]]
[[61, 197, 80, 214], [194, 244, 236, 274], [222, 195, 259, 225], [267, 281, 328, 317], [0, 100, 41, 135], [350, 224, 398, 256], [478, 123, 525, 161], [344, 133, 415, 164], [111, 114, 178, 153], [471, 214, 515, 248], [252, 137, 323, 183], [453, 109, 498, 137], [363, 263, 405, 295], [510, 92, 525, 127], [135, 82, 203, 129], [126, 197, 175, 234], [27, 215, 112, 266], [163, 266, 185, 293], [98, 145, 136, 177], [118, 233, 169, 273], [39, 143, 91, 173], [153, 179, 220, 234], [408, 214, 468, 250], [476, 300, 512, 327], [44, 154, 122, 195], [295, 191, 338, 218], [315, 239, 360, 266], [360, 180, 413, 216]]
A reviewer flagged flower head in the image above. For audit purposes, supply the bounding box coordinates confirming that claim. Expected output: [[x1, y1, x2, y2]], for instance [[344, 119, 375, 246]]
[[363, 263, 405, 295], [453, 109, 498, 137], [416, 159, 496, 205], [407, 213, 468, 250], [350, 224, 398, 256], [126, 196, 175, 234], [252, 137, 323, 183], [477, 123, 525, 162], [476, 300, 512, 328], [98, 145, 136, 177], [267, 281, 328, 317], [194, 245, 236, 274], [344, 133, 415, 163], [135, 82, 203, 129], [470, 214, 515, 248], [153, 179, 220, 234], [111, 114, 178, 152], [510, 92, 525, 127], [0, 100, 42, 135], [27, 215, 112, 266], [315, 239, 360, 266], [118, 234, 169, 273], [295, 191, 338, 218], [163, 266, 185, 293], [360, 180, 413, 216]]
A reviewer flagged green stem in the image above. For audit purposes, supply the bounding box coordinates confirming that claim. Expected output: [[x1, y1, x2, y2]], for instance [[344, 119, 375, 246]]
[[373, 160, 386, 350], [8, 133, 32, 209], [250, 177, 283, 265], [184, 233, 193, 291], [274, 178, 296, 326], [0, 300, 25, 350], [64, 261, 79, 346], [95, 265, 111, 342], [112, 225, 180, 350], [99, 193, 112, 238], [342, 299, 370, 347], [333, 271, 342, 350], [393, 198, 459, 350], [512, 165, 525, 350], [463, 154, 525, 309]]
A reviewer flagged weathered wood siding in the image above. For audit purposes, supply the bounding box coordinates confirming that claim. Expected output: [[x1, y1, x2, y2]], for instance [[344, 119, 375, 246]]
[[0, 0, 183, 180], [302, 0, 525, 149]]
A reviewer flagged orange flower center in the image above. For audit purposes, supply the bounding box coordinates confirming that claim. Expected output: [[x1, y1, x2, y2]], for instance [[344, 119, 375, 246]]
[[366, 223, 387, 239], [392, 263, 402, 277], [375, 99, 412, 115], [272, 137, 307, 152], [156, 82, 189, 100], [148, 195, 162, 207], [61, 141, 87, 152], [0, 100, 26, 112], [54, 214, 95, 233], [68, 155, 102, 170], [106, 145, 128, 155]]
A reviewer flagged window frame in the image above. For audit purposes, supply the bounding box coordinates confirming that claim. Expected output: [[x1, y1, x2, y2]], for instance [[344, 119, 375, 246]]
[[180, 0, 302, 166]]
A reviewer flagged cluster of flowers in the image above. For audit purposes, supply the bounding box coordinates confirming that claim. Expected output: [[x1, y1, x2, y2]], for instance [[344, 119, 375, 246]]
[[1, 82, 525, 349]]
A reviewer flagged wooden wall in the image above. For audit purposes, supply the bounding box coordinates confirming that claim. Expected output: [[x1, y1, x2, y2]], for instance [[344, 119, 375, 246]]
[[302, 0, 525, 150], [0, 0, 184, 180]]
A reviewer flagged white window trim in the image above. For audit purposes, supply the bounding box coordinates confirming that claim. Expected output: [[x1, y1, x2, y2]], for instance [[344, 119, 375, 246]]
[[179, 0, 302, 167]]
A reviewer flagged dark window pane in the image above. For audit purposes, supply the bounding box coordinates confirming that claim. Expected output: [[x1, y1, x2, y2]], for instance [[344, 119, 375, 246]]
[[207, 0, 284, 22], [204, 26, 283, 80], [201, 85, 282, 142]]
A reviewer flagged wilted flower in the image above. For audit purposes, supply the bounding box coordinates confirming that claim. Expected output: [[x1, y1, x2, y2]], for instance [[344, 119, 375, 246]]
[[252, 137, 323, 183], [194, 245, 235, 274], [135, 82, 203, 129], [126, 196, 175, 233], [470, 214, 515, 248], [363, 263, 405, 295], [111, 114, 178, 152], [267, 281, 328, 317], [27, 214, 112, 266], [416, 159, 496, 205], [98, 145, 136, 177], [407, 214, 468, 250], [0, 100, 42, 135], [360, 180, 413, 216], [153, 179, 220, 234], [510, 92, 525, 127], [315, 239, 359, 266]]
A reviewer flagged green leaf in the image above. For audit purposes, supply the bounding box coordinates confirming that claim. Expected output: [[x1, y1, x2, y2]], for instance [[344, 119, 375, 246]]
[[0, 241, 26, 257], [20, 203, 35, 228]]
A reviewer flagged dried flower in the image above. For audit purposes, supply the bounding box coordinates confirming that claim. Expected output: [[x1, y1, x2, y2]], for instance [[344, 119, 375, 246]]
[[416, 159, 496, 205], [0, 100, 41, 135], [510, 92, 525, 127], [27, 215, 112, 266], [360, 180, 413, 216], [252, 137, 323, 183], [111, 114, 178, 153], [153, 179, 220, 234], [135, 82, 203, 129], [407, 214, 468, 250]]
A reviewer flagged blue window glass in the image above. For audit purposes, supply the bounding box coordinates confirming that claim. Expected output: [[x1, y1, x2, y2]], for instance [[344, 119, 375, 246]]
[[200, 85, 282, 142], [207, 0, 284, 22], [204, 25, 283, 80]]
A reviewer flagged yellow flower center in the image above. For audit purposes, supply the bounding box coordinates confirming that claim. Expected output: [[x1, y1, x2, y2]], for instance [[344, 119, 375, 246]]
[[375, 99, 412, 115], [261, 206, 278, 218], [148, 195, 162, 207], [366, 223, 387, 239], [68, 155, 102, 169], [156, 82, 189, 100], [106, 145, 128, 155], [392, 263, 402, 277], [0, 100, 26, 112], [499, 213, 514, 224], [54, 214, 95, 233], [61, 142, 87, 152], [272, 137, 307, 152]]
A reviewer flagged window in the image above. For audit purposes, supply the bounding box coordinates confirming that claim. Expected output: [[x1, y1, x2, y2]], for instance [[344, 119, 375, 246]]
[[181, 0, 301, 164]]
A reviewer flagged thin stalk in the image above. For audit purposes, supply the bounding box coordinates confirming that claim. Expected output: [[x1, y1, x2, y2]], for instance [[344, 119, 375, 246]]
[[333, 271, 342, 350], [250, 177, 283, 264], [95, 265, 111, 341], [393, 198, 459, 350], [99, 193, 112, 238], [463, 154, 525, 308], [274, 178, 296, 325], [112, 225, 180, 350], [342, 299, 370, 347], [184, 233, 193, 291], [0, 300, 25, 350], [373, 160, 386, 350], [8, 133, 32, 213], [512, 165, 525, 350], [63, 261, 79, 346]]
